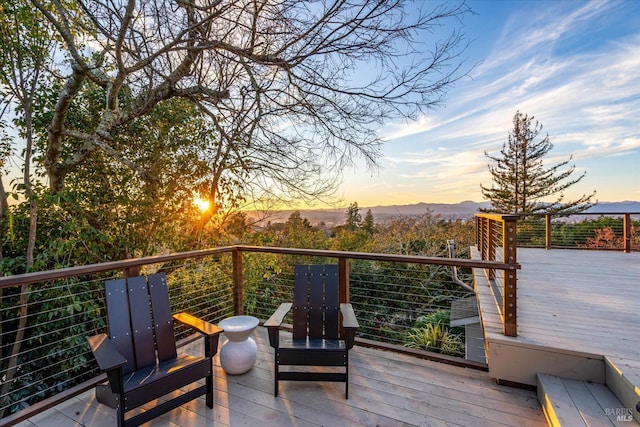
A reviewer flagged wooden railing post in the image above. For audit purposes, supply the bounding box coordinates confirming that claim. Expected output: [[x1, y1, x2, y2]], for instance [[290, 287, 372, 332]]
[[623, 213, 631, 253], [338, 257, 350, 341], [123, 266, 141, 277], [475, 216, 482, 255], [487, 219, 496, 280], [481, 217, 488, 261], [232, 248, 243, 315], [338, 258, 350, 304], [502, 215, 518, 337], [545, 214, 552, 250]]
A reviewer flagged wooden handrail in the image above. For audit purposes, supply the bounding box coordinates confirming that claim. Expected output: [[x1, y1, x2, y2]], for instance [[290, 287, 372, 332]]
[[233, 245, 518, 269], [0, 246, 236, 289], [0, 245, 520, 291]]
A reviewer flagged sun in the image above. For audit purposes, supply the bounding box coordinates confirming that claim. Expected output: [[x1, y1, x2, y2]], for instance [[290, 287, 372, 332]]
[[194, 197, 211, 213]]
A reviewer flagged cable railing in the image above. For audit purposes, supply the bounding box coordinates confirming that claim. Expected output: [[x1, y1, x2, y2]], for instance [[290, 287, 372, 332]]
[[0, 245, 512, 425], [515, 212, 640, 252]]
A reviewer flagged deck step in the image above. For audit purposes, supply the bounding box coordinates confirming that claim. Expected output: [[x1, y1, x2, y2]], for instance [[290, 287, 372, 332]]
[[605, 356, 640, 424], [537, 373, 637, 426]]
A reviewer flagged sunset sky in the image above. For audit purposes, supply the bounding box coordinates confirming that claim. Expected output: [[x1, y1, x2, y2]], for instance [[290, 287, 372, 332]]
[[335, 0, 640, 208]]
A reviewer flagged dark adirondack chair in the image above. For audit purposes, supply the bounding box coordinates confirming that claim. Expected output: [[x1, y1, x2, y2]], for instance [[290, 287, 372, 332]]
[[87, 273, 222, 427], [265, 264, 359, 398]]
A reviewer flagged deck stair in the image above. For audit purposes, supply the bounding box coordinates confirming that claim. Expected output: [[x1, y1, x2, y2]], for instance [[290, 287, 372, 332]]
[[605, 357, 640, 425], [537, 373, 638, 426]]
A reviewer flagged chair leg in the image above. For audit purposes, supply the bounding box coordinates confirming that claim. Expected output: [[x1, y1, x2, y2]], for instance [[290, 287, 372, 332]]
[[116, 403, 125, 427], [345, 368, 349, 399], [274, 353, 279, 397], [206, 372, 214, 409], [345, 353, 349, 399]]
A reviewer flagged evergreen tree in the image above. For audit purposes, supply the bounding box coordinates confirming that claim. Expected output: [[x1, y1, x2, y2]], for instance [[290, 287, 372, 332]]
[[345, 202, 362, 231], [363, 209, 375, 234], [481, 111, 596, 214]]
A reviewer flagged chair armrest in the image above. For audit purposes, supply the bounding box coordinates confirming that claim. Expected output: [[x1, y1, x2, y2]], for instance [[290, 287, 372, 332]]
[[340, 304, 359, 329], [173, 312, 223, 337], [264, 303, 292, 328], [340, 304, 359, 349], [173, 312, 223, 357], [87, 334, 127, 372], [264, 303, 292, 348]]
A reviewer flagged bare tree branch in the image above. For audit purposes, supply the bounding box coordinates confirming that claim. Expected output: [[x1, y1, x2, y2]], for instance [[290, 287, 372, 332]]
[[32, 0, 472, 201]]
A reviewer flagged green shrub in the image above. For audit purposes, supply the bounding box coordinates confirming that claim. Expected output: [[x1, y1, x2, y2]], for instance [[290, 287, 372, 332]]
[[405, 323, 463, 357]]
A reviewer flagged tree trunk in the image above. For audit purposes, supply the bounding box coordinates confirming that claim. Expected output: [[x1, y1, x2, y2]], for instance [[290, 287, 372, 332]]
[[0, 93, 37, 419], [0, 173, 7, 260], [0, 285, 29, 417]]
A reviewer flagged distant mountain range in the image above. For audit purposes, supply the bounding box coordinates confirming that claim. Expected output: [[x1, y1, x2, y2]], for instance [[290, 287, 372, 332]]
[[248, 200, 640, 226], [584, 201, 640, 213]]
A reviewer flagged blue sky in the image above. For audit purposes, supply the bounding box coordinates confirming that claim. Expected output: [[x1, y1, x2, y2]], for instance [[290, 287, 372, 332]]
[[336, 0, 640, 207]]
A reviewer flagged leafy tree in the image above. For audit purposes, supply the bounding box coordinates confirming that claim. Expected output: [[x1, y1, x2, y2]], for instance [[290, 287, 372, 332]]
[[220, 212, 252, 244], [481, 111, 596, 214], [331, 202, 371, 252], [367, 211, 474, 257], [0, 0, 55, 268], [277, 211, 328, 250], [32, 88, 223, 257], [0, 1, 57, 414], [0, 119, 13, 261]]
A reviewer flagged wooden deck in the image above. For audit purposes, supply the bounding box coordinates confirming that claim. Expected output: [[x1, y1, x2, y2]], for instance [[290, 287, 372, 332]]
[[516, 248, 638, 360], [17, 327, 545, 427], [477, 248, 640, 382], [475, 248, 640, 422]]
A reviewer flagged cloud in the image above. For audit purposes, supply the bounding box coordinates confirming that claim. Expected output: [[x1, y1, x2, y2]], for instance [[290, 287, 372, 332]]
[[380, 115, 434, 140], [487, 1, 616, 70], [358, 1, 640, 204], [345, 2, 640, 206]]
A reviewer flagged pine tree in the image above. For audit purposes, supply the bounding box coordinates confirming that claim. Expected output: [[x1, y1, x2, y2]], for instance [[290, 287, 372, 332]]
[[362, 209, 375, 234], [481, 111, 596, 214], [345, 202, 362, 231]]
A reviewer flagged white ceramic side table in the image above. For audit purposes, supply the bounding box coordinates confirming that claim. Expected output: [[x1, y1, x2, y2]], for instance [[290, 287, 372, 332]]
[[218, 315, 259, 375]]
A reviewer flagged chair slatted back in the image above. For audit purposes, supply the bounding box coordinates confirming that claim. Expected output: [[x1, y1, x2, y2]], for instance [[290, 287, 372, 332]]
[[324, 265, 339, 340], [292, 264, 339, 340], [105, 278, 136, 374], [127, 276, 156, 370], [148, 273, 177, 361], [104, 273, 178, 374]]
